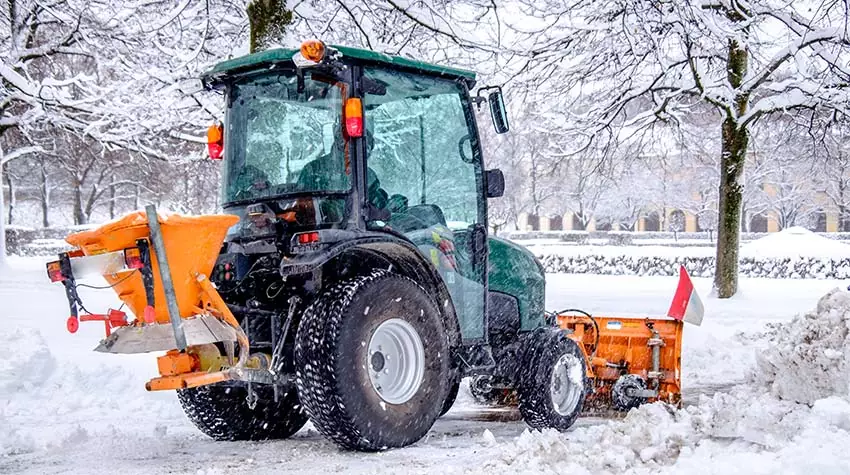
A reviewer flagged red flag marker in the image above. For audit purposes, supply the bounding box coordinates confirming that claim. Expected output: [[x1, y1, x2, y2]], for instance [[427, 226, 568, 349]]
[[667, 265, 704, 326]]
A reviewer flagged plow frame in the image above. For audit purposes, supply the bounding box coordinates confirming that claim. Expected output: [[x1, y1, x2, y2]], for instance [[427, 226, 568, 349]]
[[558, 313, 683, 409]]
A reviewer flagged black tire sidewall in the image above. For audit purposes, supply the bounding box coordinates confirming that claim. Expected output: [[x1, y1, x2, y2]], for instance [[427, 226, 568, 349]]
[[177, 383, 307, 441], [518, 330, 587, 431], [335, 275, 449, 447]]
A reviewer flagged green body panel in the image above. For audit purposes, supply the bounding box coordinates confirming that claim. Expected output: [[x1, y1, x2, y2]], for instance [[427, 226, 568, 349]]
[[487, 236, 546, 331], [206, 45, 476, 84]]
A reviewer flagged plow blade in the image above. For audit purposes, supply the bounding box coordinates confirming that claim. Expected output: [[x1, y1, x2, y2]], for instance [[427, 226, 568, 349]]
[[558, 313, 683, 411], [94, 314, 239, 354]]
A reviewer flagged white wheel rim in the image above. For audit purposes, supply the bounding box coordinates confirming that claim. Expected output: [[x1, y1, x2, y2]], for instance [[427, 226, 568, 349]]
[[550, 354, 583, 416], [368, 318, 425, 404]]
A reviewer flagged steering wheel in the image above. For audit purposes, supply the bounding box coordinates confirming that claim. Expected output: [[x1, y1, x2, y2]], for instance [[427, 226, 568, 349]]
[[458, 134, 474, 163]]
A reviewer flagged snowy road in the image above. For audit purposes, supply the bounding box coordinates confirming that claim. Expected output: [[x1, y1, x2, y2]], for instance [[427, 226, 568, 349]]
[[1, 256, 846, 474]]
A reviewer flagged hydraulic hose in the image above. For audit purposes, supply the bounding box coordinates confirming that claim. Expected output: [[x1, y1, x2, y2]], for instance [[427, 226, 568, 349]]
[[555, 308, 600, 358]]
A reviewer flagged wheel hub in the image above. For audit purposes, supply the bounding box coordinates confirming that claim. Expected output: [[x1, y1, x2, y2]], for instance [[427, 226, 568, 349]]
[[550, 354, 583, 416], [367, 318, 425, 405]]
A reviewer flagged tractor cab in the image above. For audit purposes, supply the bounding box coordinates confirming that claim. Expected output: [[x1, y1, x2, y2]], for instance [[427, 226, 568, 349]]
[[203, 40, 526, 343]]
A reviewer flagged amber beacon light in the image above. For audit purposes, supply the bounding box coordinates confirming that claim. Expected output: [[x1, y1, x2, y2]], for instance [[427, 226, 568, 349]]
[[300, 40, 326, 63]]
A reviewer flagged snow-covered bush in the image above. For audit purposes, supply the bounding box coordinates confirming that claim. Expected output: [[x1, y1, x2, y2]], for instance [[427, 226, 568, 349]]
[[537, 253, 850, 279]]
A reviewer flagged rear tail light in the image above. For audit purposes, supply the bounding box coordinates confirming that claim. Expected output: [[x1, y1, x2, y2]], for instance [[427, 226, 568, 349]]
[[207, 124, 224, 160], [124, 247, 144, 269], [296, 232, 320, 245], [47, 261, 66, 282], [344, 98, 363, 138]]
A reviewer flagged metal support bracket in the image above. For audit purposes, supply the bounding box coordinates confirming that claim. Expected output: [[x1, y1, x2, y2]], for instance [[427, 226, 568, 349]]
[[145, 204, 187, 351]]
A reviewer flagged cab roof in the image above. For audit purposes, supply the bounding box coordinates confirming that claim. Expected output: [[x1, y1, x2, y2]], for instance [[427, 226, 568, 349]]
[[204, 44, 477, 88]]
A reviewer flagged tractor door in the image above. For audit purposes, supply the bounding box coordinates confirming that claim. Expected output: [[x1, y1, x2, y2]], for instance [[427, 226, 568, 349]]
[[363, 67, 487, 341]]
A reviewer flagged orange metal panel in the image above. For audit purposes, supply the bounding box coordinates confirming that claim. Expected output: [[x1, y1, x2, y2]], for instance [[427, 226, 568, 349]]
[[558, 314, 683, 405], [156, 350, 199, 377], [145, 370, 231, 391], [65, 211, 238, 323]]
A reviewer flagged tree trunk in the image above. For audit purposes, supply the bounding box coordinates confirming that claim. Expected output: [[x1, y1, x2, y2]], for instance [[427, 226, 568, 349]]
[[40, 162, 49, 228], [109, 183, 116, 220], [5, 171, 14, 225], [714, 36, 749, 298], [714, 118, 748, 298], [247, 0, 293, 53], [73, 179, 86, 225], [0, 162, 6, 267]]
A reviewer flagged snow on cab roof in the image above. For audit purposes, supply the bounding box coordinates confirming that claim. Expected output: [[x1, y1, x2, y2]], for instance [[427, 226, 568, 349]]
[[205, 44, 477, 86]]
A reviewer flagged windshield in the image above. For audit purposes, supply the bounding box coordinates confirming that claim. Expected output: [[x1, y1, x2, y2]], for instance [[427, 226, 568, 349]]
[[222, 70, 350, 204]]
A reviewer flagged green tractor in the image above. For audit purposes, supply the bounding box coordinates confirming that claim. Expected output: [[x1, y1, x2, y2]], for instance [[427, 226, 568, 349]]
[[193, 40, 588, 450], [52, 40, 589, 452]]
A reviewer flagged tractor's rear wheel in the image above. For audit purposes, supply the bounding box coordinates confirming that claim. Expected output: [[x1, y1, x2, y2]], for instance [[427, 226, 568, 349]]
[[517, 329, 587, 431], [440, 374, 460, 416], [177, 383, 307, 441], [295, 270, 451, 451]]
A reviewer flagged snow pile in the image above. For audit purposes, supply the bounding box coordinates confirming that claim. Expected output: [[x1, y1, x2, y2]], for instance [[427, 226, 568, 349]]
[[742, 226, 850, 259], [473, 289, 850, 474], [0, 327, 184, 456], [757, 289, 850, 404], [474, 387, 850, 474]]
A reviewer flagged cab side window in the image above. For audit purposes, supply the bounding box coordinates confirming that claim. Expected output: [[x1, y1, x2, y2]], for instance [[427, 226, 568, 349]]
[[364, 69, 483, 232]]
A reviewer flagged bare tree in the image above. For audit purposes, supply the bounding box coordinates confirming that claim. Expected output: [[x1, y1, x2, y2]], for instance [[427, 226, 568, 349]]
[[807, 114, 850, 231], [495, 1, 850, 297]]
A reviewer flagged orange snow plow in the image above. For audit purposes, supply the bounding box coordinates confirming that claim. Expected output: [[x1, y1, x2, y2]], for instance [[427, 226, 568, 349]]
[[558, 312, 683, 410], [45, 205, 272, 391], [470, 267, 700, 413]]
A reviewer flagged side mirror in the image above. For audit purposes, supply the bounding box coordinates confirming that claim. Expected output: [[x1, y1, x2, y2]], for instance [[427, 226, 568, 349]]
[[485, 169, 505, 198], [488, 89, 510, 134]]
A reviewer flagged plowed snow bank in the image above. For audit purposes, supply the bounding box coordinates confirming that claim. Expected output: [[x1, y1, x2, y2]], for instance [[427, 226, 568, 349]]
[[757, 288, 850, 404], [475, 289, 850, 474]]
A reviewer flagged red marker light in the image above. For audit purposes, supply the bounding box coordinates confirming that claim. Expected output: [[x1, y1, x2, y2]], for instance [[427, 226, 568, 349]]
[[47, 261, 66, 282], [297, 232, 321, 245], [124, 247, 144, 269], [207, 124, 224, 160], [345, 98, 364, 138]]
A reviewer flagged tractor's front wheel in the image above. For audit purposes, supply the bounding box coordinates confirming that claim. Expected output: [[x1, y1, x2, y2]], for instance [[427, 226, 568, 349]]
[[177, 383, 307, 441], [517, 329, 587, 431], [295, 271, 451, 451]]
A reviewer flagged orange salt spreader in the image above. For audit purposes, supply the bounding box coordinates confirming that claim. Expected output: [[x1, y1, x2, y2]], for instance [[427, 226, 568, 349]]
[[46, 205, 273, 391]]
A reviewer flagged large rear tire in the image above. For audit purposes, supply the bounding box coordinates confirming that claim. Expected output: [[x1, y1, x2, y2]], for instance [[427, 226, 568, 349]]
[[517, 329, 587, 431], [177, 383, 308, 441], [295, 270, 451, 451], [440, 375, 460, 416]]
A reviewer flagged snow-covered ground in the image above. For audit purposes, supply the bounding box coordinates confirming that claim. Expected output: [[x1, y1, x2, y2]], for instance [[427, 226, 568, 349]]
[[2, 256, 849, 474]]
